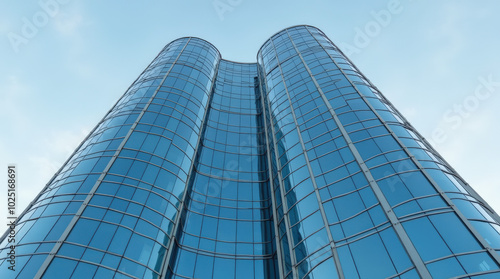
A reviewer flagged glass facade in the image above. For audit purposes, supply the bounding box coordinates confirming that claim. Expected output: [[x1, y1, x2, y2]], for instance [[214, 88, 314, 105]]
[[1, 25, 500, 279]]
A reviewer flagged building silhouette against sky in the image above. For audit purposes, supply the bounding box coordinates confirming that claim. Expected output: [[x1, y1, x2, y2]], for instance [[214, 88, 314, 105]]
[[1, 25, 500, 279]]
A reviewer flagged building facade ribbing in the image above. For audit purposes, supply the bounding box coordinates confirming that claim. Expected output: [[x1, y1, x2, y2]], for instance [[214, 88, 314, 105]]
[[1, 25, 500, 279]]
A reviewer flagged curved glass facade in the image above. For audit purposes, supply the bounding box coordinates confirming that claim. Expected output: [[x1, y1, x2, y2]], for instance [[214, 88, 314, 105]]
[[1, 25, 500, 279]]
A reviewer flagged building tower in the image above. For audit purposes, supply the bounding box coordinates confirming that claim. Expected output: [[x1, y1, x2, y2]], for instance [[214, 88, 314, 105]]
[[1, 25, 500, 279]]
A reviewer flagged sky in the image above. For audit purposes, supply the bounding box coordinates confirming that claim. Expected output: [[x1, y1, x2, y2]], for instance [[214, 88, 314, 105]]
[[1, 0, 499, 224]]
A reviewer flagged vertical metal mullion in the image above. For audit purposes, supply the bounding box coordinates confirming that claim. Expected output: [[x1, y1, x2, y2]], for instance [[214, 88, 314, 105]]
[[257, 69, 285, 279], [271, 34, 345, 279], [34, 38, 193, 279], [296, 27, 434, 278], [308, 24, 500, 270]]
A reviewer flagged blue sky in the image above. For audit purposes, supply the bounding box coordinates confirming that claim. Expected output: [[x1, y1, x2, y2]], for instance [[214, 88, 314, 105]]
[[1, 0, 499, 221]]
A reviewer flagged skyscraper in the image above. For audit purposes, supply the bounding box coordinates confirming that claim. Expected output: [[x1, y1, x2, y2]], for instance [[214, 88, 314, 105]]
[[1, 25, 500, 278]]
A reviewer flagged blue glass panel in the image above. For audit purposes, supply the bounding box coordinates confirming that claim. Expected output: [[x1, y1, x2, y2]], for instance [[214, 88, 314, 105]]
[[20, 216, 59, 244], [471, 221, 500, 249], [124, 234, 155, 265], [429, 213, 481, 254], [426, 257, 465, 279], [45, 216, 72, 241], [108, 227, 133, 255], [193, 254, 214, 279], [471, 272, 500, 279], [59, 243, 85, 259], [16, 255, 46, 279], [118, 258, 146, 278], [399, 269, 420, 279], [175, 249, 196, 277], [402, 217, 451, 261], [89, 222, 118, 250], [308, 258, 339, 279], [400, 172, 436, 197], [379, 228, 412, 272], [377, 175, 413, 206], [43, 257, 78, 278], [349, 234, 396, 278], [458, 252, 498, 274], [82, 248, 105, 264], [213, 258, 235, 279], [66, 218, 100, 246], [101, 253, 121, 269], [71, 262, 98, 279], [235, 260, 254, 279]]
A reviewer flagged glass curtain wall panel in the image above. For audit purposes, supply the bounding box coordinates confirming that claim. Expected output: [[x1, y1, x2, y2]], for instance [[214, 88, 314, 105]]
[[1, 25, 500, 279]]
